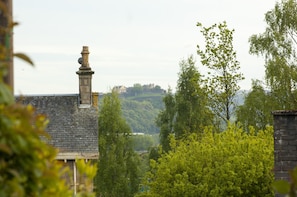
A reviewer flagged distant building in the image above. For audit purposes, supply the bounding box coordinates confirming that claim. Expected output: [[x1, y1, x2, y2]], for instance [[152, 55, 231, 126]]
[[143, 83, 155, 90], [17, 46, 98, 195], [132, 132, 145, 136], [113, 85, 127, 93]]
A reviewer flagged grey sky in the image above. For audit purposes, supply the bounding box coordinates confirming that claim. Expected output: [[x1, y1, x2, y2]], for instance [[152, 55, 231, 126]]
[[14, 0, 277, 94]]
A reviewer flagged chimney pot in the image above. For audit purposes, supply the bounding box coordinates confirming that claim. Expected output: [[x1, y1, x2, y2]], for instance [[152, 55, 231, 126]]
[[76, 46, 94, 106]]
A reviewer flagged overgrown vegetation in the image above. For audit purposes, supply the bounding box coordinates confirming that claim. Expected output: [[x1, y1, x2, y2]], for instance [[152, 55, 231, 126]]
[[121, 98, 161, 134], [137, 125, 274, 197], [96, 90, 140, 197]]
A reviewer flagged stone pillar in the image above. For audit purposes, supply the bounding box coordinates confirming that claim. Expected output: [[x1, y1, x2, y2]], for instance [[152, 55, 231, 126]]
[[76, 46, 94, 106], [0, 0, 13, 91], [272, 110, 297, 186]]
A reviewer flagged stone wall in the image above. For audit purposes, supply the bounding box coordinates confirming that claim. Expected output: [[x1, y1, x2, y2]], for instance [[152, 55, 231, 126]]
[[273, 110, 297, 196]]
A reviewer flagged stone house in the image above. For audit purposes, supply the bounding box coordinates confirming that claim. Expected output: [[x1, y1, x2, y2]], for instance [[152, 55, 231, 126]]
[[17, 46, 98, 194], [113, 85, 127, 93]]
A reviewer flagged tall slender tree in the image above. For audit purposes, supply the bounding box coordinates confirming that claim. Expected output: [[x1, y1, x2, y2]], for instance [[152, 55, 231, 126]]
[[249, 0, 297, 110], [97, 90, 140, 197], [156, 87, 176, 153], [197, 21, 244, 130], [174, 56, 213, 138], [156, 56, 212, 152]]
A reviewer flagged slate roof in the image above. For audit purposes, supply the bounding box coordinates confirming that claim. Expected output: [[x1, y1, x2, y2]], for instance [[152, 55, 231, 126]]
[[17, 94, 98, 158]]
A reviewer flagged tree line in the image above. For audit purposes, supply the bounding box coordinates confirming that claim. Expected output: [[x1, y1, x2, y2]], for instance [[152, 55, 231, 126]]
[[137, 1, 297, 196], [3, 0, 297, 196], [96, 0, 297, 196]]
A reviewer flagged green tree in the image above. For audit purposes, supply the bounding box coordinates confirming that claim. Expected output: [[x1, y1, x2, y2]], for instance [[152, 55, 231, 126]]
[[0, 103, 73, 196], [96, 90, 140, 197], [249, 0, 297, 109], [132, 83, 143, 96], [121, 99, 160, 134], [197, 21, 244, 130], [236, 80, 276, 131], [174, 56, 213, 138], [153, 85, 162, 92], [137, 125, 274, 197], [155, 87, 175, 152], [132, 135, 155, 152], [156, 57, 212, 152]]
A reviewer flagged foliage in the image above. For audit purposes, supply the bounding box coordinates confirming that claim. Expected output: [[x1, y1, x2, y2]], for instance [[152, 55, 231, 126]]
[[96, 90, 140, 197], [132, 134, 156, 152], [76, 160, 98, 197], [0, 103, 72, 196], [121, 98, 160, 134], [123, 84, 164, 98], [137, 124, 274, 197], [137, 152, 151, 191], [156, 56, 213, 153], [197, 21, 244, 130], [249, 0, 297, 109], [148, 146, 160, 162], [236, 80, 276, 131], [100, 89, 165, 135], [273, 166, 297, 196], [174, 56, 213, 138], [124, 93, 164, 109], [156, 88, 175, 153]]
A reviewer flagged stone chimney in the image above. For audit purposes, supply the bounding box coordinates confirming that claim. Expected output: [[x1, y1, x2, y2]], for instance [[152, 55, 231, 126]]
[[76, 46, 94, 107], [92, 92, 99, 108], [272, 110, 297, 195]]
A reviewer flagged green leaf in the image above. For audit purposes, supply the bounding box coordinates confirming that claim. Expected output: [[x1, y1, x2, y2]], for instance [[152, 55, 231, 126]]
[[272, 180, 290, 194], [0, 144, 12, 155], [14, 53, 34, 66], [0, 82, 14, 105]]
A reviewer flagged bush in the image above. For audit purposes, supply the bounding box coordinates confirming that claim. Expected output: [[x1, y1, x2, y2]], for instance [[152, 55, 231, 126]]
[[0, 102, 72, 196], [137, 124, 274, 197]]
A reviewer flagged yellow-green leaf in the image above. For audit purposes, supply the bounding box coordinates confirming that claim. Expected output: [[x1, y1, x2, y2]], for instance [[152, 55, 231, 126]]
[[272, 180, 290, 194], [0, 82, 14, 104], [0, 144, 12, 155], [14, 53, 34, 66]]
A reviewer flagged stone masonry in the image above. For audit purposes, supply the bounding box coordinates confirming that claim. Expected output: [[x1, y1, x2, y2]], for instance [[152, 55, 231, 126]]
[[76, 46, 94, 105], [273, 110, 297, 196]]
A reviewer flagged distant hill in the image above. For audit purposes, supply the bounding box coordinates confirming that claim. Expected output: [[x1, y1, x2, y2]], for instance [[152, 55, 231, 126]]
[[99, 84, 165, 135], [99, 84, 247, 135], [119, 84, 165, 134]]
